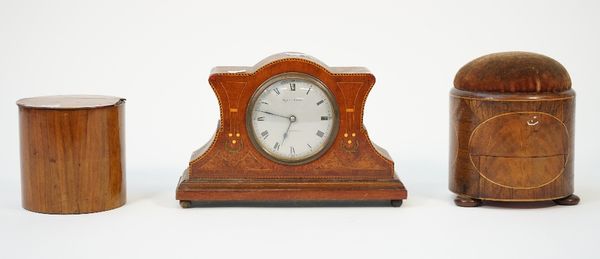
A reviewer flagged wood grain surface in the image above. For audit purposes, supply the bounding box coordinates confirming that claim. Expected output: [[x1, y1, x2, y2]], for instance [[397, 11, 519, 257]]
[[450, 52, 577, 204], [18, 95, 126, 214]]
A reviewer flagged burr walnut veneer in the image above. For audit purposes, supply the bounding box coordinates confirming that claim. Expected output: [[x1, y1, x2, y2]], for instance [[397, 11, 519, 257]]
[[450, 52, 579, 207], [18, 95, 126, 214], [176, 53, 407, 207]]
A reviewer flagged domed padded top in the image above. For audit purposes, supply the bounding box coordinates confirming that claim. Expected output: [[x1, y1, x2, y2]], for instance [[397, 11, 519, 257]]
[[454, 52, 571, 93]]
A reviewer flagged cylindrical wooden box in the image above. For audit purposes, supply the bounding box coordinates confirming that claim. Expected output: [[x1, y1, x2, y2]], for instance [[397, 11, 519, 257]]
[[17, 95, 126, 214], [450, 52, 579, 207]]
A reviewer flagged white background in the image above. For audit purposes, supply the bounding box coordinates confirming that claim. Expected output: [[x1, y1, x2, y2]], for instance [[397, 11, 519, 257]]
[[1, 0, 599, 258]]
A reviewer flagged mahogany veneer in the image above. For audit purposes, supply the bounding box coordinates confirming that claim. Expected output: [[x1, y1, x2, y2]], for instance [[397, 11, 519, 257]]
[[176, 53, 407, 207]]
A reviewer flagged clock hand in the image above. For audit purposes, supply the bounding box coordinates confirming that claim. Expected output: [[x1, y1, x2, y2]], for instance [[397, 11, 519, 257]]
[[256, 110, 289, 119], [281, 115, 296, 146], [281, 121, 292, 146]]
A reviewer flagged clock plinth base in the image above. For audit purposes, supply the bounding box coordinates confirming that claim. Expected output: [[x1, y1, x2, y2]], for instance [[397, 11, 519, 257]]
[[176, 170, 406, 207]]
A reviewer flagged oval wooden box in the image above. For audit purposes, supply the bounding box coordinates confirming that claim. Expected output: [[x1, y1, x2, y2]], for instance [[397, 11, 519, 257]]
[[449, 52, 579, 207], [17, 95, 126, 214]]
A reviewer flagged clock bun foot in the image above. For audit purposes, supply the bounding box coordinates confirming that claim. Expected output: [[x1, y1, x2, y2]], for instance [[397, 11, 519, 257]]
[[179, 200, 192, 208], [454, 195, 482, 207], [390, 200, 403, 207], [553, 194, 580, 206]]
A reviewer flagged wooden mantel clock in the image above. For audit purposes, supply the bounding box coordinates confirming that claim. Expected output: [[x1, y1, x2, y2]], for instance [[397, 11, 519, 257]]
[[176, 52, 407, 207]]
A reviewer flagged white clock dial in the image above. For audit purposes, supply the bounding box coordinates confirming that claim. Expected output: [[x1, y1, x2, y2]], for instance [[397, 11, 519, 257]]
[[248, 73, 338, 164]]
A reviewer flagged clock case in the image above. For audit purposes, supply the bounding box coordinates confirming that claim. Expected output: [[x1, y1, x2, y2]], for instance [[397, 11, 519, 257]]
[[176, 53, 407, 207]]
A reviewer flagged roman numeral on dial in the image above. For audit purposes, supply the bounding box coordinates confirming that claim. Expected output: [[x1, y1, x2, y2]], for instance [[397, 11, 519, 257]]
[[316, 130, 325, 138], [290, 83, 296, 91]]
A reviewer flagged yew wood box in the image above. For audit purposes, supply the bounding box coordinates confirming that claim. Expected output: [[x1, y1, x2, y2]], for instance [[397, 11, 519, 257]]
[[450, 52, 579, 207], [17, 95, 126, 214]]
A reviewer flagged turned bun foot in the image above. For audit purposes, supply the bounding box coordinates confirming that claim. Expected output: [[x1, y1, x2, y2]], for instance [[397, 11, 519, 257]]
[[553, 194, 580, 206], [179, 200, 192, 208], [454, 195, 482, 207], [390, 200, 403, 207]]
